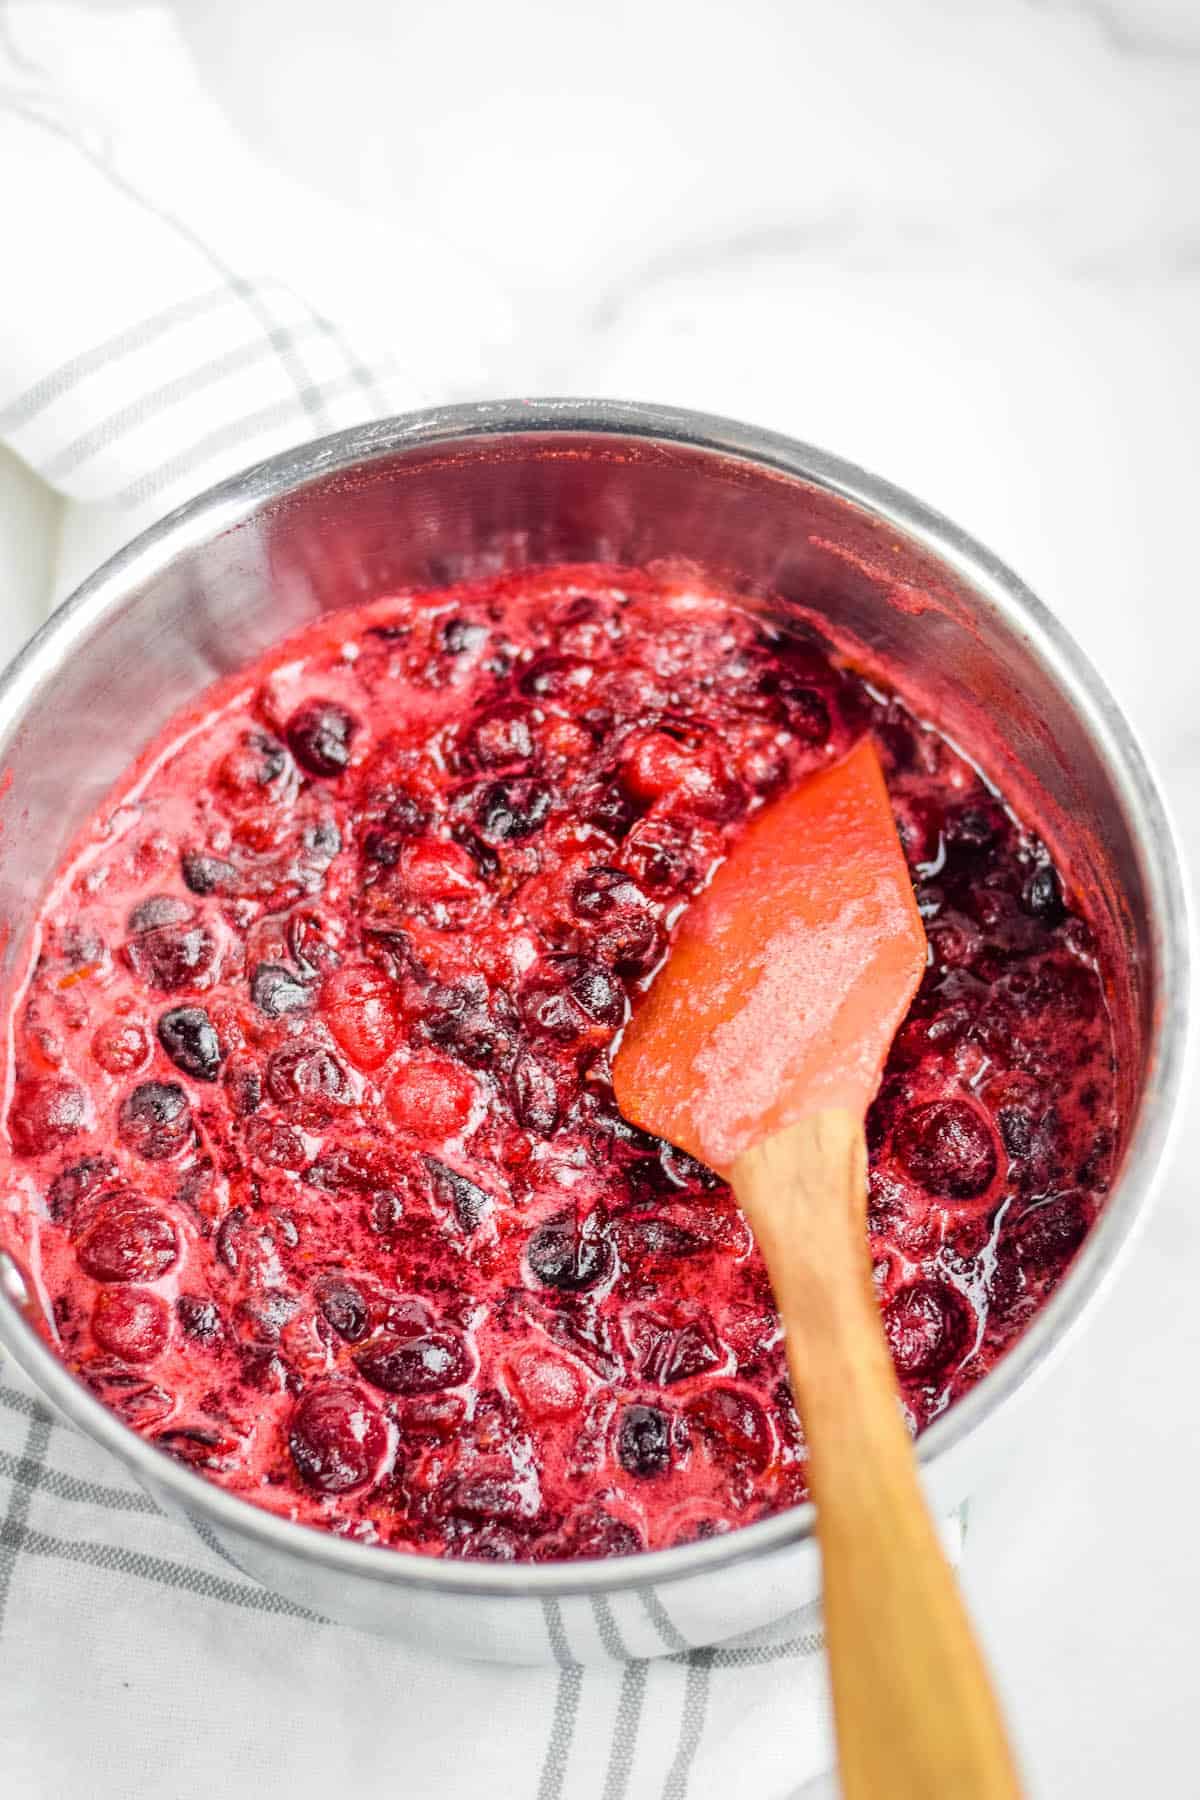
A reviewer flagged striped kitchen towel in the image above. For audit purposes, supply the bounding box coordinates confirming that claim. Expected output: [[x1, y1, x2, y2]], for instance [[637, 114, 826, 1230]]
[[0, 7, 957, 1797]]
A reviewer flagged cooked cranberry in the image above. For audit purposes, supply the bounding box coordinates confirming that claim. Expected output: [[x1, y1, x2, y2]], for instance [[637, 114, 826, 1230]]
[[616, 1404, 671, 1478], [521, 955, 625, 1041], [92, 1018, 152, 1076], [560, 1507, 645, 1559], [176, 1294, 222, 1342], [216, 730, 291, 803], [883, 1280, 974, 1380], [424, 1157, 491, 1230], [8, 1077, 88, 1157], [92, 1287, 170, 1361], [321, 963, 401, 1070], [265, 1043, 348, 1125], [288, 1383, 387, 1493], [242, 1116, 307, 1170], [47, 1155, 118, 1225], [472, 779, 552, 843], [385, 1059, 475, 1136], [117, 1082, 192, 1161], [250, 962, 312, 1018], [180, 850, 238, 896], [316, 1276, 369, 1342], [1021, 864, 1065, 923], [1010, 1192, 1090, 1276], [440, 615, 488, 655], [223, 1059, 262, 1116], [157, 1006, 221, 1082], [425, 975, 500, 1065], [689, 1386, 772, 1471], [462, 702, 535, 769], [946, 801, 1006, 854], [506, 1349, 586, 1420], [124, 897, 216, 992], [659, 1320, 722, 1384], [519, 654, 594, 700], [285, 700, 358, 777], [509, 1050, 561, 1134], [355, 1328, 470, 1395], [583, 778, 639, 840], [894, 1100, 997, 1199], [75, 1193, 178, 1281], [526, 1218, 613, 1292]]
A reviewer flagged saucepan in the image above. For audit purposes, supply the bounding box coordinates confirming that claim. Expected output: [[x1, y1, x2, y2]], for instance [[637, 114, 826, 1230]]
[[0, 400, 1187, 1662]]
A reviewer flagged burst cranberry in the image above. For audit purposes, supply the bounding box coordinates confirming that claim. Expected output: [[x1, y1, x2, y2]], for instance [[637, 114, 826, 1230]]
[[123, 897, 216, 992], [509, 1050, 561, 1134], [526, 1218, 613, 1292], [385, 1059, 475, 1136], [1011, 1192, 1091, 1276], [288, 1383, 387, 1493], [883, 1280, 974, 1380], [117, 1081, 192, 1161], [689, 1386, 772, 1472], [315, 1275, 369, 1342], [461, 702, 535, 769], [265, 1042, 348, 1125], [8, 1077, 88, 1157], [894, 1100, 998, 1200], [355, 1328, 470, 1395], [520, 954, 625, 1042], [75, 1193, 178, 1282], [47, 1155, 118, 1225], [285, 700, 358, 777], [91, 1018, 152, 1076], [92, 1287, 170, 1361], [216, 730, 291, 804], [321, 964, 401, 1071]]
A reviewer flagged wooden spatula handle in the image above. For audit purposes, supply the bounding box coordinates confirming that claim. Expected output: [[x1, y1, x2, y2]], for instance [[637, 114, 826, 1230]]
[[733, 1111, 1023, 1800]]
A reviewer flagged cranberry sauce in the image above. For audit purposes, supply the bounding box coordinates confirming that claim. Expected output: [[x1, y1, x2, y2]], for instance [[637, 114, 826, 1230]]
[[0, 564, 1119, 1560]]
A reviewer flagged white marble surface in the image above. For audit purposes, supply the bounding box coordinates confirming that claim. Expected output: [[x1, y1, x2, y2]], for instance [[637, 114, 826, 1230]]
[[2, 1, 1199, 1793]]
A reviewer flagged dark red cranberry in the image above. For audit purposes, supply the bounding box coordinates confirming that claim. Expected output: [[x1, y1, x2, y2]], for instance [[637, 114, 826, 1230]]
[[285, 700, 358, 778], [883, 1280, 974, 1380], [1010, 1192, 1091, 1276], [47, 1155, 118, 1225], [8, 1077, 88, 1158], [616, 1404, 671, 1478], [946, 801, 1006, 854], [583, 778, 639, 840], [264, 1043, 348, 1126], [659, 1320, 722, 1384], [157, 1006, 221, 1082], [223, 1059, 262, 1116], [526, 1217, 613, 1292], [509, 1050, 562, 1134], [75, 1193, 179, 1281], [571, 866, 665, 975], [242, 1116, 307, 1170], [424, 1157, 491, 1231], [250, 962, 312, 1018], [180, 850, 238, 896], [440, 615, 488, 655], [472, 779, 552, 843], [92, 1286, 170, 1361], [315, 1275, 369, 1342], [124, 897, 216, 992], [117, 1081, 192, 1161], [355, 1328, 470, 1395], [425, 975, 501, 1065], [519, 654, 593, 700], [461, 702, 535, 770], [559, 1508, 645, 1559], [894, 1100, 998, 1199], [1021, 864, 1065, 923], [521, 955, 625, 1041], [288, 1383, 387, 1494], [176, 1294, 222, 1342], [998, 1106, 1034, 1158], [216, 730, 291, 803], [689, 1385, 772, 1471]]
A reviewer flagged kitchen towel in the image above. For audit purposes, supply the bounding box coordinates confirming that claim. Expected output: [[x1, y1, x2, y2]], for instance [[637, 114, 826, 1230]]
[[0, 8, 960, 1798]]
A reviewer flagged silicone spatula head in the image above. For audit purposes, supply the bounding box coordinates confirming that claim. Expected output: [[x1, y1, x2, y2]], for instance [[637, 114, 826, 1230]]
[[612, 737, 927, 1175]]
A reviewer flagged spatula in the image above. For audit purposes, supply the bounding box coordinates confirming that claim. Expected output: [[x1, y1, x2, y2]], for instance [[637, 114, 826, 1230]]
[[613, 737, 1022, 1800]]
